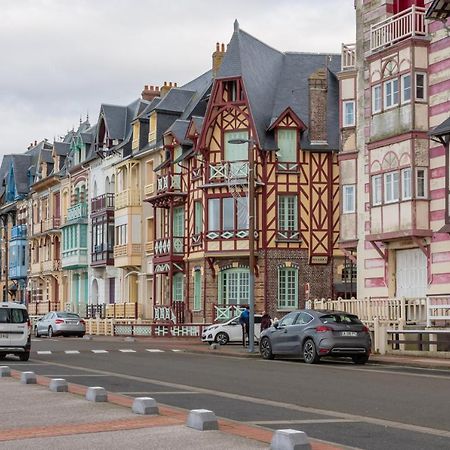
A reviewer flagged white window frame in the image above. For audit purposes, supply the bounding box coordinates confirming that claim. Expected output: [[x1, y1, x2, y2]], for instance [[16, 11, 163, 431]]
[[384, 171, 399, 204], [342, 185, 356, 214], [401, 74, 411, 104], [415, 72, 427, 101], [384, 78, 399, 109], [416, 168, 427, 199], [343, 100, 355, 127], [401, 168, 412, 200], [372, 85, 382, 113], [372, 174, 382, 206]]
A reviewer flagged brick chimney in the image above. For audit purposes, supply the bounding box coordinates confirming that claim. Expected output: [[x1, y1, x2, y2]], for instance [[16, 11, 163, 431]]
[[212, 42, 226, 77], [141, 85, 160, 101], [308, 68, 328, 143], [160, 81, 177, 97]]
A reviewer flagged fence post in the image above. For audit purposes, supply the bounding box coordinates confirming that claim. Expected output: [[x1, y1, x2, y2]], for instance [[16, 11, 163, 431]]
[[426, 297, 431, 327]]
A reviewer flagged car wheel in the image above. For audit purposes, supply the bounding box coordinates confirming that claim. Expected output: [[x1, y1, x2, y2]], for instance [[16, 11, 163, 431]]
[[303, 339, 320, 364], [48, 326, 53, 338], [35, 327, 40, 338], [19, 352, 30, 362], [78, 333, 85, 338], [260, 337, 274, 360], [352, 355, 369, 365], [215, 332, 229, 345]]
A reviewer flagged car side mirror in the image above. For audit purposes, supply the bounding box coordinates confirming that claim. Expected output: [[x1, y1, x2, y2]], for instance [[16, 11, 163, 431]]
[[273, 321, 279, 329]]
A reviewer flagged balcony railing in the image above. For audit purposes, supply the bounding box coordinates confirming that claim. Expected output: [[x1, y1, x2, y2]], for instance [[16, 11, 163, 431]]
[[209, 161, 249, 182], [115, 189, 141, 210], [11, 224, 27, 240], [66, 202, 88, 222], [42, 217, 61, 232], [42, 259, 61, 272], [145, 241, 154, 254], [370, 6, 427, 52], [341, 43, 356, 70], [91, 193, 114, 213], [113, 243, 142, 258], [156, 174, 181, 193], [154, 237, 184, 256], [30, 262, 43, 274], [276, 229, 301, 241], [144, 183, 155, 198], [61, 248, 88, 268]]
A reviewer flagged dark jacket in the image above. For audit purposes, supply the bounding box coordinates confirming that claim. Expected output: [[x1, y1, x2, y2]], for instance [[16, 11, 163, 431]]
[[260, 314, 272, 331]]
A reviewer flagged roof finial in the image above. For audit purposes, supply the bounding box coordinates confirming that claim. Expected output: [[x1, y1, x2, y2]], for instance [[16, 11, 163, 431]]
[[86, 111, 89, 123], [80, 115, 82, 125], [234, 19, 239, 32]]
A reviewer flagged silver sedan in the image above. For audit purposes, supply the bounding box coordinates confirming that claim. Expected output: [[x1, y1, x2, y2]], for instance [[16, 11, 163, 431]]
[[35, 311, 85, 338]]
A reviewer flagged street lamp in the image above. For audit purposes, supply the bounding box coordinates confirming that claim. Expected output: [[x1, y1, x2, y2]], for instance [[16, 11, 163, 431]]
[[228, 137, 257, 353]]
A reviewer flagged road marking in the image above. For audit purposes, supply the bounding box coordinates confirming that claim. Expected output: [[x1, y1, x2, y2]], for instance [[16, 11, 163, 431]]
[[145, 349, 164, 353], [64, 350, 80, 354], [119, 349, 136, 353], [247, 419, 358, 425], [35, 358, 450, 440], [37, 351, 52, 355], [91, 350, 108, 354], [171, 349, 183, 352], [40, 374, 107, 378], [117, 391, 199, 395]]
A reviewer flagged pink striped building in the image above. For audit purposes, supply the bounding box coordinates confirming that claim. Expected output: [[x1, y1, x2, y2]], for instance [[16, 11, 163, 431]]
[[338, 0, 450, 299]]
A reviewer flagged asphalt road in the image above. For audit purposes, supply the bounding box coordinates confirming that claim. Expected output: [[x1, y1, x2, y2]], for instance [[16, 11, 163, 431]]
[[3, 336, 450, 450]]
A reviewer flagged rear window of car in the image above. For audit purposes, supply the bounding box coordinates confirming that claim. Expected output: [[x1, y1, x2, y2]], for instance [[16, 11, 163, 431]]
[[0, 308, 9, 323], [56, 313, 80, 319], [0, 308, 28, 324], [320, 314, 361, 325]]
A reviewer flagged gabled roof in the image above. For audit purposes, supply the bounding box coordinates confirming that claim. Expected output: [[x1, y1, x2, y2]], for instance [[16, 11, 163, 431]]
[[165, 119, 191, 146]]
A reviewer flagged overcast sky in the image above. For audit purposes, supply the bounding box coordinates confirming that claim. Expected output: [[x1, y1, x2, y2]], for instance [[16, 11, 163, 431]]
[[0, 0, 355, 159]]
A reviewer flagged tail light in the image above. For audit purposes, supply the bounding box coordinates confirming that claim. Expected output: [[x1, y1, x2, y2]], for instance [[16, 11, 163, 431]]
[[316, 325, 332, 332], [80, 320, 85, 325], [27, 319, 31, 329], [54, 319, 64, 324], [362, 326, 370, 333]]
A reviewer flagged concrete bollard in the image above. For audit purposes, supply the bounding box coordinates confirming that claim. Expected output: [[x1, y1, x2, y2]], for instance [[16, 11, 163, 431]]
[[0, 366, 11, 377], [186, 409, 218, 431], [86, 386, 107, 402], [271, 429, 311, 450], [21, 371, 37, 384], [132, 397, 159, 415], [49, 378, 68, 392]]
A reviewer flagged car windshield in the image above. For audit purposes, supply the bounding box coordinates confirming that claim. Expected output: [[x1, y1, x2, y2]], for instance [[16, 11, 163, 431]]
[[320, 314, 361, 325], [56, 313, 80, 319]]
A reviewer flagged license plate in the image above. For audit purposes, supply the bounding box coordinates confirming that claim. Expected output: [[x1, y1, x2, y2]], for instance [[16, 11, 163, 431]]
[[341, 331, 357, 337], [0, 333, 8, 339], [65, 320, 77, 324]]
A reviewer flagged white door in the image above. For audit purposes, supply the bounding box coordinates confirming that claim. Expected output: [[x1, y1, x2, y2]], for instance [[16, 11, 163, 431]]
[[396, 249, 427, 297]]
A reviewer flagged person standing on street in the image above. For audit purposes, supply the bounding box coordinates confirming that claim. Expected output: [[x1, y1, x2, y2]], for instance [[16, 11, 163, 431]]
[[239, 305, 250, 347], [260, 311, 272, 334]]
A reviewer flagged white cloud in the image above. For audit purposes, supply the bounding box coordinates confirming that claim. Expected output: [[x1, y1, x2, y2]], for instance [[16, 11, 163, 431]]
[[0, 0, 355, 157]]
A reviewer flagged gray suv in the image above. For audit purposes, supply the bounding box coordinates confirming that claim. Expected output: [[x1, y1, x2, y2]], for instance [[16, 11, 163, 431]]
[[260, 309, 371, 364]]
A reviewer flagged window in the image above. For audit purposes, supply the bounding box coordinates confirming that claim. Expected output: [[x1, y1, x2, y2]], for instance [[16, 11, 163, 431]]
[[278, 195, 298, 231], [208, 198, 220, 231], [193, 270, 202, 311], [277, 267, 298, 310], [224, 130, 248, 161], [416, 73, 426, 101], [384, 79, 399, 109], [173, 207, 184, 237], [416, 168, 427, 198], [219, 269, 249, 305], [372, 85, 382, 113], [194, 201, 202, 235], [342, 185, 356, 213], [173, 273, 184, 302], [278, 311, 299, 326], [372, 175, 382, 206], [236, 196, 249, 230], [223, 197, 235, 231], [146, 218, 154, 243], [401, 74, 411, 103], [208, 197, 248, 232], [115, 224, 127, 245], [343, 101, 355, 127], [277, 129, 297, 162], [384, 172, 399, 203], [173, 146, 182, 174], [401, 168, 412, 200]]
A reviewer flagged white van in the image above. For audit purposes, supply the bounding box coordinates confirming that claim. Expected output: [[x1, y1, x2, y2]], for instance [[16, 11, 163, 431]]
[[0, 302, 31, 361], [202, 315, 262, 345]]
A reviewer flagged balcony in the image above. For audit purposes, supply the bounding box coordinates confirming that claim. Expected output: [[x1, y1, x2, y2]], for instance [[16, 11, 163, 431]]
[[145, 241, 154, 254], [209, 161, 249, 182], [144, 183, 155, 199], [30, 262, 43, 274], [41, 217, 61, 232], [115, 189, 140, 210], [156, 174, 182, 194], [370, 6, 427, 53], [11, 224, 27, 240], [61, 248, 88, 269], [91, 193, 114, 214], [91, 244, 114, 266], [9, 265, 27, 279], [341, 43, 355, 70], [66, 202, 88, 223], [154, 237, 184, 257], [42, 259, 61, 272], [113, 243, 142, 267]]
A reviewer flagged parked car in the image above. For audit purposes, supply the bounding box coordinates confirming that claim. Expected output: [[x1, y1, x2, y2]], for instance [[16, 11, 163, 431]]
[[260, 309, 371, 364], [202, 315, 262, 345], [0, 302, 31, 361], [35, 311, 85, 338]]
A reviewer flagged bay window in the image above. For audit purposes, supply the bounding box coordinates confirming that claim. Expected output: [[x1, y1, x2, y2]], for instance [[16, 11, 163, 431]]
[[384, 172, 399, 203]]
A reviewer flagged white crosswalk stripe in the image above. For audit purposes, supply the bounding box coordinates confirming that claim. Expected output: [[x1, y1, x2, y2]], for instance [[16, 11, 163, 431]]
[[64, 350, 80, 354], [91, 350, 108, 354], [119, 349, 136, 353], [37, 351, 52, 355], [146, 349, 164, 353], [172, 349, 182, 352]]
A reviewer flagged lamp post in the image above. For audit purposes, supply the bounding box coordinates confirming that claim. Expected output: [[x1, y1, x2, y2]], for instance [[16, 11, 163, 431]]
[[228, 137, 256, 353]]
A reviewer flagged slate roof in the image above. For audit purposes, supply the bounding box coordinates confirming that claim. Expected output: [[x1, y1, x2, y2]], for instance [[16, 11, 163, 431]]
[[429, 116, 450, 138], [165, 119, 191, 145], [54, 142, 70, 156], [156, 88, 196, 114], [217, 22, 341, 151]]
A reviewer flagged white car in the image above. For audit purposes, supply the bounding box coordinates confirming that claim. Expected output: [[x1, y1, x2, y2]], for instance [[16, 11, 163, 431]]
[[202, 315, 262, 345], [0, 302, 31, 361]]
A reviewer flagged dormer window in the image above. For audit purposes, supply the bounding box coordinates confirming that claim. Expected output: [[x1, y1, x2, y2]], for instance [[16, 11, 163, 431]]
[[149, 112, 157, 143], [225, 80, 237, 102], [277, 129, 297, 162]]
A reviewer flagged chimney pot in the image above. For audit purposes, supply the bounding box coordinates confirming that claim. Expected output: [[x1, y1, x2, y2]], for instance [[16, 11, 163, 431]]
[[144, 85, 148, 90], [34, 140, 37, 145], [216, 42, 220, 50], [221, 43, 225, 52]]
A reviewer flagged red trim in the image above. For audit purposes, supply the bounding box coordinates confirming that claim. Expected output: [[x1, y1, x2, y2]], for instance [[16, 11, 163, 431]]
[[366, 37, 428, 63], [267, 107, 307, 131]]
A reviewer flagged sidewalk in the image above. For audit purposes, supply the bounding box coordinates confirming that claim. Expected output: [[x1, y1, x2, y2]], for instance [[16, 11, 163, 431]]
[[0, 369, 346, 450]]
